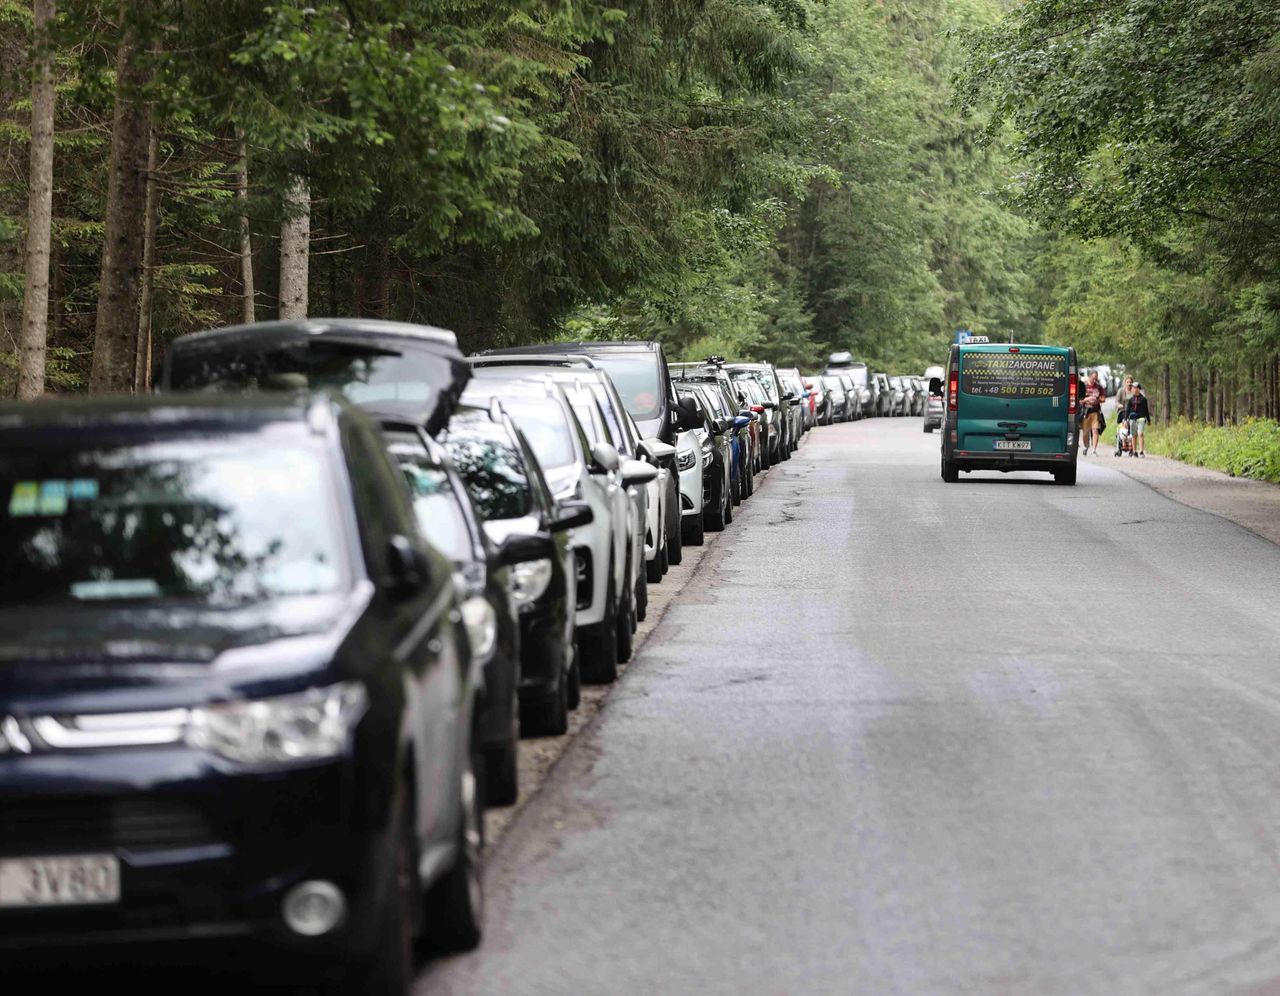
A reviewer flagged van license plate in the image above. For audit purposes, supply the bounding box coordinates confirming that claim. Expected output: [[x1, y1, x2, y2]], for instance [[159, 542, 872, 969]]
[[994, 440, 1031, 451], [0, 854, 120, 908]]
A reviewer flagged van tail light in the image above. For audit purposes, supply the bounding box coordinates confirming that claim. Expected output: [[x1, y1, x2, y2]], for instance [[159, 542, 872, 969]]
[[948, 369, 958, 412], [1068, 375, 1077, 415]]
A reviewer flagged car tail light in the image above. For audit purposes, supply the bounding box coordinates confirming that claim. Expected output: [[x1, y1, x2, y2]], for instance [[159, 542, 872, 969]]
[[1068, 375, 1077, 415], [948, 369, 958, 412], [1009, 347, 1020, 353]]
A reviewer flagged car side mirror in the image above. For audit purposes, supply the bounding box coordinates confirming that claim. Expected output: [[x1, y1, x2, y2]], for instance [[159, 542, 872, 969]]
[[732, 414, 751, 430], [713, 417, 732, 435], [590, 441, 620, 474], [551, 499, 593, 533], [387, 535, 429, 596], [621, 459, 659, 487], [643, 438, 677, 465], [750, 404, 764, 413], [763, 401, 777, 410], [929, 377, 942, 395], [676, 396, 702, 431], [497, 532, 555, 566]]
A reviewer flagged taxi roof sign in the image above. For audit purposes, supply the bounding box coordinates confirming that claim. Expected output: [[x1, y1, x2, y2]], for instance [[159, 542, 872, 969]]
[[959, 335, 990, 344]]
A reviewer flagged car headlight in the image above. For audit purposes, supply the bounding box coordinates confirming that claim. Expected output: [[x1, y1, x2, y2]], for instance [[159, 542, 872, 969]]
[[510, 557, 553, 609], [461, 595, 498, 660], [186, 683, 367, 766], [676, 449, 696, 471], [700, 440, 714, 463]]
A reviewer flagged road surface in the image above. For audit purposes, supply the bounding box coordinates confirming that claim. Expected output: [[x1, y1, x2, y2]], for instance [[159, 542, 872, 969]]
[[424, 417, 1280, 995]]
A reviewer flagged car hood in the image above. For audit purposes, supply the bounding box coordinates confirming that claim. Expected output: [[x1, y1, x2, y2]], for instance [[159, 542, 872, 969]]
[[0, 591, 368, 714]]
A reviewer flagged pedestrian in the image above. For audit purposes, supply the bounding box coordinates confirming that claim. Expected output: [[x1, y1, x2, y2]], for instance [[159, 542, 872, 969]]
[[1080, 369, 1105, 454], [1124, 382, 1151, 457], [1114, 374, 1134, 415]]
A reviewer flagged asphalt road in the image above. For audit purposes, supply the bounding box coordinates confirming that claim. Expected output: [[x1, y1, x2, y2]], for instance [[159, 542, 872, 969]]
[[424, 416, 1280, 995]]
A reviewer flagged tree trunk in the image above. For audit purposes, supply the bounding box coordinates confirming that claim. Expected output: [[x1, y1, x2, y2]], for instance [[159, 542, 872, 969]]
[[1160, 364, 1170, 426], [88, 10, 151, 394], [1273, 357, 1279, 420], [1183, 366, 1193, 420], [237, 132, 255, 324], [132, 124, 159, 393], [278, 171, 310, 320], [16, 0, 57, 400]]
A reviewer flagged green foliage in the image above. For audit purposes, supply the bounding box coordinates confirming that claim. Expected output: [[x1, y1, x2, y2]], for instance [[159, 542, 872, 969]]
[[1143, 418, 1280, 482]]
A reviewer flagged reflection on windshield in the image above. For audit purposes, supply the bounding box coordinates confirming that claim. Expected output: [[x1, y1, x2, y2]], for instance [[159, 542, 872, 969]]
[[396, 458, 472, 562], [444, 427, 533, 521], [0, 442, 344, 605], [594, 354, 662, 421]]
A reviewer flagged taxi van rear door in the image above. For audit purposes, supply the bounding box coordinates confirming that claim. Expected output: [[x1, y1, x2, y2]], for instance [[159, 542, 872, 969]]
[[957, 346, 1070, 454]]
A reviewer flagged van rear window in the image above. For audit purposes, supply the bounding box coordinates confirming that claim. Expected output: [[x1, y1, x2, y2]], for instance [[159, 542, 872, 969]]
[[961, 353, 1066, 399]]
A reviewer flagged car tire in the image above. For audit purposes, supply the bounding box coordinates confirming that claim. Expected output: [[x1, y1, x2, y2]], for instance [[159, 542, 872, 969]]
[[581, 571, 619, 684], [523, 662, 568, 736], [1054, 465, 1077, 486], [941, 455, 959, 484], [339, 790, 418, 996], [645, 548, 663, 584], [422, 748, 484, 954], [682, 509, 705, 546], [484, 694, 519, 807], [635, 565, 648, 621], [566, 651, 581, 710], [665, 502, 683, 567], [705, 481, 727, 531], [616, 565, 635, 663], [924, 424, 933, 433]]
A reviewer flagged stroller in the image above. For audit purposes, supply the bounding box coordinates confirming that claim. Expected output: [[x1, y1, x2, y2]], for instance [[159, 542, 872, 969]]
[[1114, 417, 1134, 457]]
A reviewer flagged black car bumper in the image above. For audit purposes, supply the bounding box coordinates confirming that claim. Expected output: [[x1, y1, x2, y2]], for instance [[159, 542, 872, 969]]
[[0, 750, 392, 962]]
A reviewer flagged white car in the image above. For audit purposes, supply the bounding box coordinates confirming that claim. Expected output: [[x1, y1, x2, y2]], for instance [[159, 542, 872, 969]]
[[673, 393, 712, 546], [461, 379, 653, 685]]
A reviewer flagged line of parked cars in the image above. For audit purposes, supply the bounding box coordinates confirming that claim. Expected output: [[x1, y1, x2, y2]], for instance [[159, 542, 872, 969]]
[[0, 322, 835, 993]]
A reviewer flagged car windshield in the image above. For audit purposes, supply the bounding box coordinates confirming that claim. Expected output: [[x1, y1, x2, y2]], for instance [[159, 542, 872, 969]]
[[444, 421, 533, 521], [592, 353, 663, 421], [0, 437, 346, 606], [389, 445, 472, 562], [503, 399, 577, 470]]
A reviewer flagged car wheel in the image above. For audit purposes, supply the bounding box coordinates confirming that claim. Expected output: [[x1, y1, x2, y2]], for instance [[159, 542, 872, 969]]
[[941, 454, 959, 484], [705, 480, 727, 531], [682, 508, 705, 546], [523, 659, 569, 736], [635, 563, 648, 621], [665, 502, 683, 567], [1054, 464, 1077, 486], [581, 571, 619, 684], [616, 567, 635, 663], [484, 692, 519, 806], [338, 790, 418, 995], [566, 650, 581, 710], [924, 424, 933, 433], [422, 748, 484, 954]]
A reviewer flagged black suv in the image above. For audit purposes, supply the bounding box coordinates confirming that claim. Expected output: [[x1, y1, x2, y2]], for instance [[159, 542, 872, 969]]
[[0, 394, 482, 993]]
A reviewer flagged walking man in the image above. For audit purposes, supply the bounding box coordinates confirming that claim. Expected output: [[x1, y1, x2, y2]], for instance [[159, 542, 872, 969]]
[[1080, 369, 1105, 454]]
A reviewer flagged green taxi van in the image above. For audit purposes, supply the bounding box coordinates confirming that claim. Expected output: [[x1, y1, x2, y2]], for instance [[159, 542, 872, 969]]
[[937, 338, 1079, 485]]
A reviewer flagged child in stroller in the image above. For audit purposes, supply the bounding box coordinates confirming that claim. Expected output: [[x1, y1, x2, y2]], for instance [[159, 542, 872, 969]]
[[1114, 416, 1134, 457]]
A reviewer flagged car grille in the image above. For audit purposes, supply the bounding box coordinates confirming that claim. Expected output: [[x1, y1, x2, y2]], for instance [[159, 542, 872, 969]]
[[0, 798, 221, 854]]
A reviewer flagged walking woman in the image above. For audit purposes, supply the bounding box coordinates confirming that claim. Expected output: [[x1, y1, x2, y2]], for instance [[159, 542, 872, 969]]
[[1124, 382, 1151, 457]]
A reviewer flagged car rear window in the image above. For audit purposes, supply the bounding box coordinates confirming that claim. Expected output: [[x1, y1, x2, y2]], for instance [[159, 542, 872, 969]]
[[961, 352, 1067, 400], [0, 438, 346, 605], [503, 399, 577, 470], [591, 354, 663, 421], [444, 420, 534, 521]]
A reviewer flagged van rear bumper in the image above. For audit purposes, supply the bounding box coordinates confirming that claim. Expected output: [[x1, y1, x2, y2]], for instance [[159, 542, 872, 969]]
[[953, 451, 1073, 474]]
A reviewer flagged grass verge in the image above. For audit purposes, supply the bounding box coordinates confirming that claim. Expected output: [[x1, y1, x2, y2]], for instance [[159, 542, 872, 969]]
[[1100, 417, 1280, 483]]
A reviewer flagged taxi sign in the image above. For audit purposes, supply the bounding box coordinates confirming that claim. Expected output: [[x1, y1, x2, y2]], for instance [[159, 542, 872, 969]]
[[959, 335, 990, 344]]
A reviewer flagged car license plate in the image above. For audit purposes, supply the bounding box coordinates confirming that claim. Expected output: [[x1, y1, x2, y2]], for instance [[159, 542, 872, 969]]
[[994, 440, 1032, 451], [0, 854, 120, 908]]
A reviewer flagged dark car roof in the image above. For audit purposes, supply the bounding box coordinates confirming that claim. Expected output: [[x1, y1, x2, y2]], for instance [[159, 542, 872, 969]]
[[484, 340, 661, 355], [0, 392, 347, 448], [160, 319, 469, 437]]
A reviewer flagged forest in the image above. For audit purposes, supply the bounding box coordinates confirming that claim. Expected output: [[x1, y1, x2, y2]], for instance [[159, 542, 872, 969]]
[[2, 0, 1279, 426]]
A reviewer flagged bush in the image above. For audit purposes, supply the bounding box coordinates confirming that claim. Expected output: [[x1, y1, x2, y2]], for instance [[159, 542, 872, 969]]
[[1130, 418, 1280, 483]]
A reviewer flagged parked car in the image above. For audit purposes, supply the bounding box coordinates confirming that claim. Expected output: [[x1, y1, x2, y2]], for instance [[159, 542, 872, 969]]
[[825, 358, 874, 419], [873, 372, 894, 416], [470, 359, 655, 623], [460, 378, 651, 685], [0, 393, 484, 990], [815, 376, 844, 423], [443, 403, 589, 738], [379, 419, 524, 806], [674, 384, 736, 537], [480, 341, 696, 570], [776, 368, 808, 444], [725, 363, 789, 464], [923, 374, 944, 433], [689, 380, 754, 506]]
